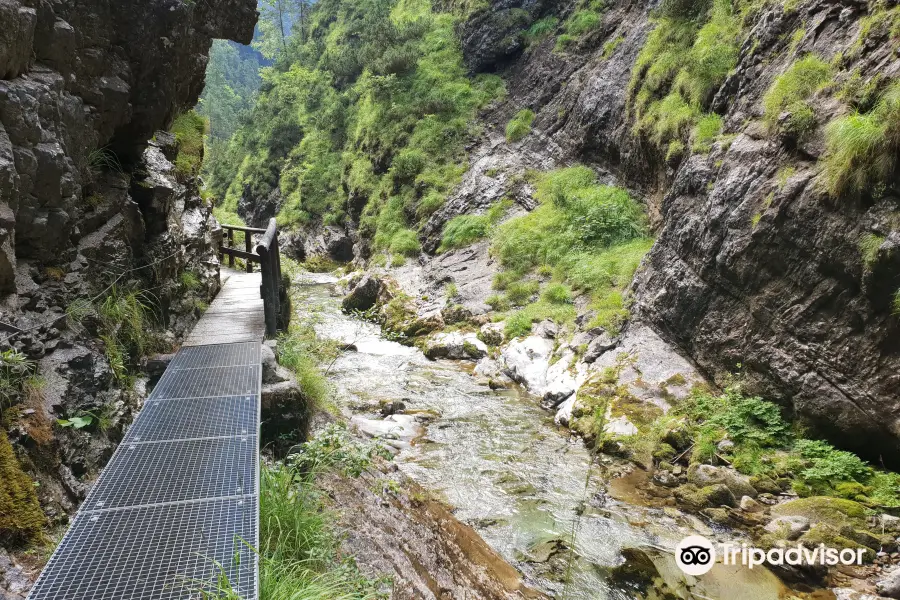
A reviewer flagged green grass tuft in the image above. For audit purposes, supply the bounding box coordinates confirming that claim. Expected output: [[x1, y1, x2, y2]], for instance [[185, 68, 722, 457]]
[[762, 54, 832, 128], [506, 109, 536, 143], [822, 81, 900, 198]]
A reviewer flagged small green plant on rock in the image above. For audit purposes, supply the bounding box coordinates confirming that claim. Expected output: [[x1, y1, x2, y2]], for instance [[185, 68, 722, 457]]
[[822, 81, 900, 198], [0, 430, 46, 546], [762, 54, 831, 131], [506, 109, 536, 143]]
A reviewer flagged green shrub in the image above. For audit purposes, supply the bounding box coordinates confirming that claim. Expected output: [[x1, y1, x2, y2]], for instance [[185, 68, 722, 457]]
[[506, 109, 535, 142], [389, 228, 421, 257], [822, 81, 900, 198], [438, 214, 490, 252], [859, 233, 884, 268], [525, 16, 559, 42], [0, 431, 45, 545], [566, 10, 601, 36], [542, 282, 573, 304], [505, 280, 539, 306], [392, 149, 427, 181], [171, 111, 207, 178], [793, 439, 873, 490], [762, 54, 832, 126]]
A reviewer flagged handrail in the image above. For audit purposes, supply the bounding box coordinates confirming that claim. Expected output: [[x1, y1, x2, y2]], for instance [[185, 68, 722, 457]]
[[218, 217, 287, 337], [255, 218, 284, 337], [221, 224, 268, 234]]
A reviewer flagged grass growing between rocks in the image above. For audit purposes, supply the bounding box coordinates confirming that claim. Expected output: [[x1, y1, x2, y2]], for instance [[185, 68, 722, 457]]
[[612, 384, 900, 508], [171, 110, 208, 179], [488, 167, 652, 337], [213, 428, 389, 599], [822, 80, 900, 198], [629, 0, 742, 155]]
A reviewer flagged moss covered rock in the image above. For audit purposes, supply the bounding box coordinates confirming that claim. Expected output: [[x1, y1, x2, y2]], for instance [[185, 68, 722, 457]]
[[771, 496, 869, 529], [0, 431, 45, 545], [674, 483, 737, 509], [798, 523, 874, 562]]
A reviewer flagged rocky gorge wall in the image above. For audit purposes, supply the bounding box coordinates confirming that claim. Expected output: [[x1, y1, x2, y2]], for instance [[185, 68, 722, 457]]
[[0, 0, 257, 587], [396, 0, 900, 464]]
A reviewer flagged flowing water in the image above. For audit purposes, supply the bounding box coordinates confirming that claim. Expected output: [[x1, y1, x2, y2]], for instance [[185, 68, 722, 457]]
[[294, 274, 734, 599]]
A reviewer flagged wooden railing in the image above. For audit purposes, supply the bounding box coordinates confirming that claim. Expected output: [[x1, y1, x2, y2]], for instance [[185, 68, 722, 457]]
[[220, 218, 287, 337]]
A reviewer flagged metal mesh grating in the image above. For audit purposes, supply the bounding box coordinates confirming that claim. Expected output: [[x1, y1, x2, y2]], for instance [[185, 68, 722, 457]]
[[169, 342, 261, 369], [29, 342, 261, 600], [152, 364, 260, 400], [125, 396, 257, 443], [83, 437, 256, 510], [28, 497, 258, 600]]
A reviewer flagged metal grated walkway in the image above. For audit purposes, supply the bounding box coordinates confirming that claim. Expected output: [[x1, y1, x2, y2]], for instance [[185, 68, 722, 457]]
[[29, 274, 266, 599]]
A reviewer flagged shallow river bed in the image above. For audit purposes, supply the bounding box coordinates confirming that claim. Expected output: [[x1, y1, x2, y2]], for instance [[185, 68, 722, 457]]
[[295, 274, 776, 599]]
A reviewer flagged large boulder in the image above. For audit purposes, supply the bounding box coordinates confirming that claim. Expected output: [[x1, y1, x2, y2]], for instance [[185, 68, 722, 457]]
[[687, 464, 757, 499], [342, 275, 383, 312], [501, 335, 554, 394], [877, 568, 900, 600], [423, 332, 488, 360]]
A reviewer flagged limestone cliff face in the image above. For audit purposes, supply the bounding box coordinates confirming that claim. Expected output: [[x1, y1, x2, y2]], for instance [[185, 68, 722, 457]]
[[418, 0, 900, 462], [0, 0, 257, 548]]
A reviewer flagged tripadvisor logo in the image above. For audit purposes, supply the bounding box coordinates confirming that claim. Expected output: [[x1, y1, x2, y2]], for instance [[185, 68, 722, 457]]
[[674, 535, 867, 575]]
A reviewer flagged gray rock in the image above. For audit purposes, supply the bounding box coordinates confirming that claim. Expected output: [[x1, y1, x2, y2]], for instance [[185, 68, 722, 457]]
[[877, 568, 900, 599], [687, 464, 757, 499], [342, 275, 382, 312], [501, 335, 554, 394], [583, 331, 618, 363], [533, 319, 559, 339], [764, 515, 810, 541], [478, 322, 505, 346], [423, 332, 488, 360], [739, 495, 764, 513]]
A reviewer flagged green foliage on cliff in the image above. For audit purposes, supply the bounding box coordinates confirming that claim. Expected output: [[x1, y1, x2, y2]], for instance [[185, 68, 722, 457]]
[[762, 54, 831, 130], [822, 80, 900, 198], [505, 109, 535, 142], [491, 167, 652, 336], [171, 111, 208, 178], [205, 0, 505, 242], [0, 430, 45, 546], [438, 199, 510, 252], [629, 0, 742, 153], [627, 385, 900, 506]]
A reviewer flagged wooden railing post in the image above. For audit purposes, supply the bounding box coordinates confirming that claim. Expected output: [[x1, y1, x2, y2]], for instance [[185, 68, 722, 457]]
[[244, 231, 253, 274], [227, 229, 235, 268], [256, 218, 280, 338]]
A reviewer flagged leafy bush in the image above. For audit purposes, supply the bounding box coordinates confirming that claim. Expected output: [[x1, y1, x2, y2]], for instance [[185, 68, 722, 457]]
[[542, 282, 573, 304], [822, 81, 900, 198], [505, 280, 539, 306], [762, 54, 832, 126], [171, 111, 207, 178], [793, 439, 873, 488], [859, 233, 884, 268], [438, 199, 510, 252], [506, 109, 536, 142], [389, 228, 421, 257], [525, 16, 559, 42]]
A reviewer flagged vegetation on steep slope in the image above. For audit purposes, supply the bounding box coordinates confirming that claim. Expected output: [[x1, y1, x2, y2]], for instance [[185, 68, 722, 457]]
[[204, 0, 505, 265], [489, 167, 653, 337]]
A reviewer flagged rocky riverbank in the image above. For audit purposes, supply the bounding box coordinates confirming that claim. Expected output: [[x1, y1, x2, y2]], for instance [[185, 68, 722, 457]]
[[334, 264, 900, 598]]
